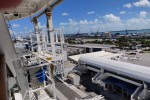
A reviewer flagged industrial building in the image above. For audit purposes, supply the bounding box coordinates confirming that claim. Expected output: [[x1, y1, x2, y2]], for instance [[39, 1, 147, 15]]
[[68, 44, 115, 53], [69, 51, 150, 100], [102, 32, 112, 39]]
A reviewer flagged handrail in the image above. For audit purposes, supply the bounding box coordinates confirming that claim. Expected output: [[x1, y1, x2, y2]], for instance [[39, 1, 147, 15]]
[[30, 93, 38, 100], [131, 85, 144, 100], [0, 54, 9, 100]]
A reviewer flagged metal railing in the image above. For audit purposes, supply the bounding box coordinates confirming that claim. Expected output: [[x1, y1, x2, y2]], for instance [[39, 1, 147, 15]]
[[30, 93, 38, 100]]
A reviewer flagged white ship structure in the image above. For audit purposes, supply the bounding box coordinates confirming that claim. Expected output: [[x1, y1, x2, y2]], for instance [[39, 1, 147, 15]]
[[0, 0, 150, 100]]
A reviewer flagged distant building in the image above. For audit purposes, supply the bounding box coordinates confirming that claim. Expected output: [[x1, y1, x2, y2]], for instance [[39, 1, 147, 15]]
[[14, 41, 25, 49], [102, 32, 112, 38], [14, 41, 29, 50], [116, 34, 129, 38], [16, 36, 23, 41]]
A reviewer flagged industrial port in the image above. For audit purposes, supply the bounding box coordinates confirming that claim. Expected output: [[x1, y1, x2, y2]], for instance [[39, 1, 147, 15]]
[[0, 0, 150, 100]]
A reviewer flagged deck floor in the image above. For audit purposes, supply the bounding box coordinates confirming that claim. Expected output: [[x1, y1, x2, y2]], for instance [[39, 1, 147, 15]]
[[55, 81, 82, 100]]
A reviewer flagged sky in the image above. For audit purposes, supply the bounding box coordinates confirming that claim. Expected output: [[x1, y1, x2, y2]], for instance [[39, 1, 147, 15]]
[[9, 0, 150, 36]]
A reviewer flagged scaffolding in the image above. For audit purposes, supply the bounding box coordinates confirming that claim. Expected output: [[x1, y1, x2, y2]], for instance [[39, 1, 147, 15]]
[[24, 7, 65, 100]]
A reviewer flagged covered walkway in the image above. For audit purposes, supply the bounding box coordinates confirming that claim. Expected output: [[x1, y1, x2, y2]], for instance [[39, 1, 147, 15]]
[[103, 77, 138, 94]]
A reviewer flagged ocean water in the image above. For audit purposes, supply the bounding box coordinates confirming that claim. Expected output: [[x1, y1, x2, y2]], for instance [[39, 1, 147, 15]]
[[64, 29, 150, 36], [111, 29, 150, 34]]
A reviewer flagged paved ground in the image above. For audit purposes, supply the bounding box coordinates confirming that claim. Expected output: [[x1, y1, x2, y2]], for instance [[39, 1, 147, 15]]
[[133, 53, 150, 67], [64, 61, 76, 77], [64, 61, 76, 68], [55, 81, 82, 100], [111, 49, 150, 67]]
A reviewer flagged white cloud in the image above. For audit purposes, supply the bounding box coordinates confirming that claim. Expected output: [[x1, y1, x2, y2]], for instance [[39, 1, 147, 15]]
[[60, 12, 150, 34], [38, 22, 46, 29], [62, 12, 69, 16], [61, 19, 101, 34], [60, 17, 124, 34], [93, 19, 99, 24], [120, 11, 126, 14], [9, 29, 16, 35], [79, 19, 99, 26], [68, 19, 72, 22], [133, 0, 150, 7], [124, 3, 132, 8], [103, 14, 121, 23], [126, 18, 150, 29], [87, 11, 95, 15], [12, 24, 20, 28], [139, 11, 148, 18], [60, 22, 67, 26], [79, 20, 89, 25], [68, 19, 78, 26]]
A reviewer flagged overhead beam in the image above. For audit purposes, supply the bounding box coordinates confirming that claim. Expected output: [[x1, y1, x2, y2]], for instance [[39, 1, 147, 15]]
[[25, 63, 49, 70], [31, 0, 63, 22], [3, 0, 63, 20]]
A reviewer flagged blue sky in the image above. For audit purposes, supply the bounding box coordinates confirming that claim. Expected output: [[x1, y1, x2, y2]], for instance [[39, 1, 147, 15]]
[[10, 0, 150, 35]]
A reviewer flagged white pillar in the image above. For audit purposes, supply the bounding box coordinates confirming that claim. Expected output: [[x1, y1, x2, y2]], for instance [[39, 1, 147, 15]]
[[42, 32, 46, 55], [60, 27, 65, 43], [30, 34, 34, 52], [47, 13, 56, 58], [46, 10, 56, 99], [55, 32, 58, 43], [33, 19, 41, 53], [36, 33, 41, 53]]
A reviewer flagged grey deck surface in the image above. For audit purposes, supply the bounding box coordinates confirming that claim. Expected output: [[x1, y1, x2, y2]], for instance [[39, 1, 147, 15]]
[[55, 81, 82, 100]]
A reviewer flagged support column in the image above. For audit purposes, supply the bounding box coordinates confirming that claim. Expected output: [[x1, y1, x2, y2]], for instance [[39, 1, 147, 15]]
[[45, 9, 57, 99], [33, 18, 41, 53], [45, 9, 56, 58], [30, 34, 34, 52], [60, 27, 65, 43], [42, 32, 46, 55], [101, 68, 104, 74], [143, 81, 148, 89], [55, 32, 58, 43], [50, 64, 56, 99]]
